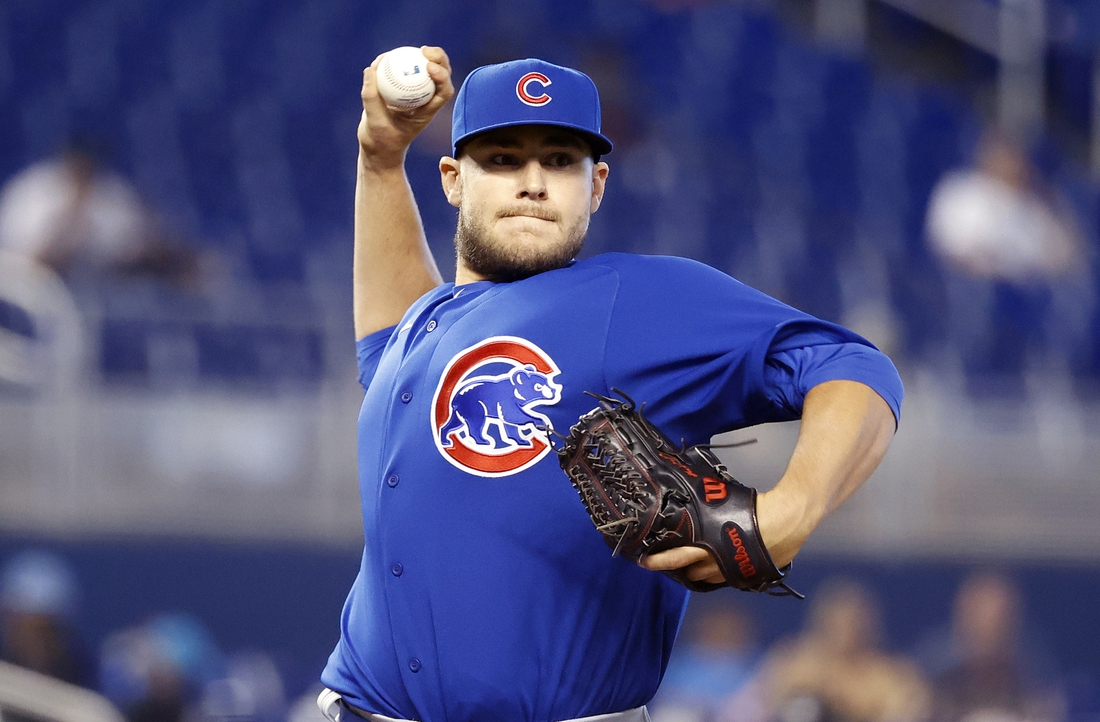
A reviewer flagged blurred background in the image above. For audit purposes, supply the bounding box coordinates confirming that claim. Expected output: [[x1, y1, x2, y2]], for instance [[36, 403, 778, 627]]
[[1, 0, 1099, 720]]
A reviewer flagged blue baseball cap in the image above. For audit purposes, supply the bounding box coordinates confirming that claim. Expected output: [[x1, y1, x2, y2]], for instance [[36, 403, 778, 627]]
[[451, 58, 613, 157]]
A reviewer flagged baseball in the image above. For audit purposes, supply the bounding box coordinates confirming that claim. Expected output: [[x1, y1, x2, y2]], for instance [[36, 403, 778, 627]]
[[376, 46, 436, 109]]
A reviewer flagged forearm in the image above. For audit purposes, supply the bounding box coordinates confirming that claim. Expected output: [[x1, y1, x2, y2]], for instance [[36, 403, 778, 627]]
[[351, 46, 454, 339], [756, 379, 896, 566], [353, 149, 443, 338]]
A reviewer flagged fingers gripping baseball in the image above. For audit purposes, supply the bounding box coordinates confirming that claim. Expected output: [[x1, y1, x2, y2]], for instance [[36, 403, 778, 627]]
[[359, 46, 455, 167]]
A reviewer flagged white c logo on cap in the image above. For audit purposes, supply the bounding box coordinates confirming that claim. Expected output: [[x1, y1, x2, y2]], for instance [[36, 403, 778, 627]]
[[516, 72, 552, 106]]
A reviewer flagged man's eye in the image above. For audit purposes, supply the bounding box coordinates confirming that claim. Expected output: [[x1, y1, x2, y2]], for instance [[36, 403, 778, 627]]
[[491, 154, 519, 167], [545, 153, 575, 168]]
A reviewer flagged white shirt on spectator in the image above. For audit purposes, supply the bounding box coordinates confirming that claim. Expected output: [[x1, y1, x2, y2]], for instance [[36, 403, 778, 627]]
[[926, 169, 1077, 283], [0, 158, 146, 266]]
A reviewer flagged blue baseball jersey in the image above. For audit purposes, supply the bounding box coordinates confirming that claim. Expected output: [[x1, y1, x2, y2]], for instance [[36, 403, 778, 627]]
[[321, 253, 903, 722]]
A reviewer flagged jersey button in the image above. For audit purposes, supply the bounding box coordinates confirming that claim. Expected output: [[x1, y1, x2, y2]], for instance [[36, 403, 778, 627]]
[[408, 657, 421, 673], [391, 563, 403, 577], [386, 474, 399, 488], [400, 392, 412, 403], [426, 320, 437, 332]]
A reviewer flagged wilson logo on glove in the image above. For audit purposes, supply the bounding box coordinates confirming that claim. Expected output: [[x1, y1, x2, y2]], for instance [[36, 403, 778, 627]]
[[703, 478, 728, 503], [724, 524, 758, 578]]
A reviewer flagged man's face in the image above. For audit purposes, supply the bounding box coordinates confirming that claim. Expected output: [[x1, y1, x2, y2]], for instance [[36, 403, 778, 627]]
[[440, 125, 609, 283]]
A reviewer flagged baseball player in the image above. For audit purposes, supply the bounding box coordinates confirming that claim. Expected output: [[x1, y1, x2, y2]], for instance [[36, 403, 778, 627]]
[[318, 47, 903, 722]]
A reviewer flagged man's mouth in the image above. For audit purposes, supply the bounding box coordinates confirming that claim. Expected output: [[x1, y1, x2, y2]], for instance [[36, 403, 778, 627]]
[[498, 207, 559, 222]]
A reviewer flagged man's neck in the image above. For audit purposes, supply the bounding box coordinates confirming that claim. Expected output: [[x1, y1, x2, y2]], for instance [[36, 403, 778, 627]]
[[454, 262, 489, 285]]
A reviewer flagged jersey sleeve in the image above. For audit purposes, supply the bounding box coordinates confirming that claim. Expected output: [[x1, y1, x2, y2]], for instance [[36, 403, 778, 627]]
[[597, 254, 903, 442], [763, 331, 903, 426], [355, 325, 397, 392]]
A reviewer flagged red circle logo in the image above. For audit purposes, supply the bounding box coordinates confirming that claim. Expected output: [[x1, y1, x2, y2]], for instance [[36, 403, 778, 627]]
[[516, 72, 553, 106], [431, 336, 562, 477]]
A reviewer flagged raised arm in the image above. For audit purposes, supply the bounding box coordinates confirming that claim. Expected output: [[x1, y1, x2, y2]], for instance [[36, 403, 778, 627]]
[[644, 379, 897, 584], [354, 47, 455, 339]]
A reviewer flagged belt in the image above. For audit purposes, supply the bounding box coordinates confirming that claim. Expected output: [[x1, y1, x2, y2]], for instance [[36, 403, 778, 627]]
[[317, 688, 651, 722]]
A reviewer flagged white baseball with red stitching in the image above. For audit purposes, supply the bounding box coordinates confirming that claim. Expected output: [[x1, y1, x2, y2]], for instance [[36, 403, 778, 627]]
[[376, 46, 435, 109]]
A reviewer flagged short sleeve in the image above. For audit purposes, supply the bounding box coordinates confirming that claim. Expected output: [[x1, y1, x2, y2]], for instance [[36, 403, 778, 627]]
[[597, 254, 902, 442], [356, 325, 396, 392], [763, 337, 903, 426]]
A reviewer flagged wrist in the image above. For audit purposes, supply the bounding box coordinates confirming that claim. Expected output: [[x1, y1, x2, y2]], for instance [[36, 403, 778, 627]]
[[756, 486, 817, 568], [358, 144, 407, 174]]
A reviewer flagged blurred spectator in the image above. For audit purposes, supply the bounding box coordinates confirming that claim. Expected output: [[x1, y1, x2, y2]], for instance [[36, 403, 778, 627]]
[[0, 136, 198, 288], [650, 603, 760, 722], [925, 130, 1089, 391], [915, 572, 1064, 722], [744, 578, 930, 722], [99, 612, 224, 722], [927, 131, 1080, 282], [0, 549, 95, 688]]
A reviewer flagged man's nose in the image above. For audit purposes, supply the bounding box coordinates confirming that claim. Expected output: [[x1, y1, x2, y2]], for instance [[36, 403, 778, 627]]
[[518, 159, 547, 200]]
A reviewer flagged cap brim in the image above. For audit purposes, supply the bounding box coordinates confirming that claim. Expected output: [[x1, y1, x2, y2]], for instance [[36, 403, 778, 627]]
[[453, 119, 613, 157]]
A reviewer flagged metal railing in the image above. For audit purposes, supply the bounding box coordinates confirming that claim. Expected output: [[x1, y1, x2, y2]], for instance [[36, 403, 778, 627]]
[[0, 661, 124, 722], [0, 257, 1096, 559]]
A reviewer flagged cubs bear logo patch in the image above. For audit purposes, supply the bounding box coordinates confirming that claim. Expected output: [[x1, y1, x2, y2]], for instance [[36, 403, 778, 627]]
[[432, 336, 562, 477]]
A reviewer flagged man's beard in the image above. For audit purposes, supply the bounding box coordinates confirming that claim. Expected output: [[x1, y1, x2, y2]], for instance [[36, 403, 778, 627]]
[[455, 204, 589, 283]]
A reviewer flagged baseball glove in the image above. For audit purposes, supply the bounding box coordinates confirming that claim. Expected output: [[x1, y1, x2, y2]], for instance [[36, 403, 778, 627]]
[[555, 389, 802, 596]]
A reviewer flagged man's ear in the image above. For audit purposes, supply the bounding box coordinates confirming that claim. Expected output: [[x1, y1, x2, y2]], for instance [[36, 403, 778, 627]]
[[440, 156, 462, 208], [591, 161, 610, 213]]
